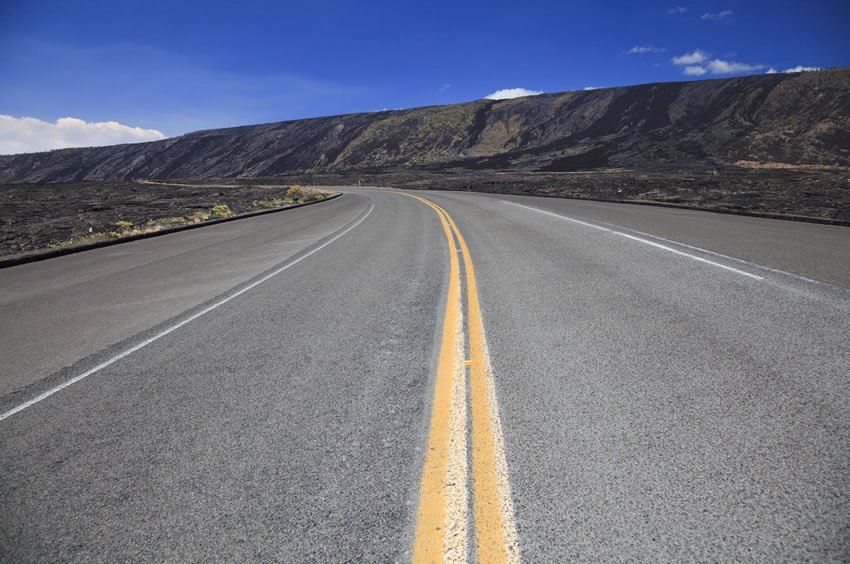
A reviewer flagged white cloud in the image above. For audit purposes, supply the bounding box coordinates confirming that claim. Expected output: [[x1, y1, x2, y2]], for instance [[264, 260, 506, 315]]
[[702, 10, 732, 21], [672, 49, 709, 65], [673, 49, 770, 77], [707, 59, 766, 74], [484, 88, 543, 100], [683, 66, 707, 76], [627, 45, 666, 54], [783, 65, 821, 73], [766, 68, 778, 74], [679, 58, 766, 77], [439, 83, 451, 92], [0, 115, 167, 155], [671, 49, 708, 65], [667, 6, 687, 14]]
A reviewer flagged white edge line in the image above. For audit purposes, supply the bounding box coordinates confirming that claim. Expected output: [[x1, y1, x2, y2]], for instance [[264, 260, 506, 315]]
[[503, 201, 763, 280], [0, 203, 374, 422], [596, 222, 837, 288]]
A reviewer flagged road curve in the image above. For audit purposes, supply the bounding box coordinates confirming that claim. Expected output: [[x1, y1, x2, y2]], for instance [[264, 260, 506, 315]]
[[1, 188, 848, 561]]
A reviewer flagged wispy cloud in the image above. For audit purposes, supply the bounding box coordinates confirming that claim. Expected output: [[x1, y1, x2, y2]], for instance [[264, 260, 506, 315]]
[[672, 49, 709, 65], [583, 86, 602, 90], [484, 88, 543, 100], [706, 59, 766, 74], [782, 65, 821, 73], [0, 115, 166, 154], [683, 66, 707, 76], [627, 45, 666, 55], [672, 49, 766, 76], [2, 40, 375, 136], [667, 6, 687, 14], [702, 10, 732, 21], [439, 83, 451, 92]]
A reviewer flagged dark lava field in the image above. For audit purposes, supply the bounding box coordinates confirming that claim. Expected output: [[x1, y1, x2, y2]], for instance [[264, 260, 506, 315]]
[[3, 166, 848, 259]]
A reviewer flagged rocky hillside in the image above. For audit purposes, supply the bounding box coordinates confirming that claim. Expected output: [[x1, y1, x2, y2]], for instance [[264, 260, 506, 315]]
[[1, 69, 848, 183]]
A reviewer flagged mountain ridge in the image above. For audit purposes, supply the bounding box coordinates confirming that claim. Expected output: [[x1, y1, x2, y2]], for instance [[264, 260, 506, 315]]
[[1, 68, 848, 183]]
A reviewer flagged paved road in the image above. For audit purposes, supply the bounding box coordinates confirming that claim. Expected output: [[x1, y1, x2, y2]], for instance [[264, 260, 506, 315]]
[[1, 189, 848, 561]]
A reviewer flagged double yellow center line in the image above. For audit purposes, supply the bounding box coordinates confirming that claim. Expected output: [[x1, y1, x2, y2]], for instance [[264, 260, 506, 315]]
[[407, 194, 519, 564]]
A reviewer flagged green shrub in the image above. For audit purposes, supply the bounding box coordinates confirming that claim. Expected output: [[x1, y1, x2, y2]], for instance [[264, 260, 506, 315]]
[[115, 220, 134, 231], [211, 204, 232, 219], [304, 188, 326, 201], [254, 198, 284, 209], [152, 216, 186, 225], [286, 184, 305, 200]]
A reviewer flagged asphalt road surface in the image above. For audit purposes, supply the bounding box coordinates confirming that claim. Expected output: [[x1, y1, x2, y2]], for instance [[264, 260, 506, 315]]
[[1, 188, 848, 562]]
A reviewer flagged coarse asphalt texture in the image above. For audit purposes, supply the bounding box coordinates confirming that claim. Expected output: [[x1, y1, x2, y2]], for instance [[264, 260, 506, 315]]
[[1, 188, 849, 561]]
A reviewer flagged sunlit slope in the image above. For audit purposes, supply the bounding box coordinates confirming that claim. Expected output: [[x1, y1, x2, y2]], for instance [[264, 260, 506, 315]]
[[1, 68, 848, 182]]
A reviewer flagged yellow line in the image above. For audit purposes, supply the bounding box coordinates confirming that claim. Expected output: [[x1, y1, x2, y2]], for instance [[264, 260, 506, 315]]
[[412, 196, 468, 563], [432, 200, 520, 564], [407, 193, 520, 563]]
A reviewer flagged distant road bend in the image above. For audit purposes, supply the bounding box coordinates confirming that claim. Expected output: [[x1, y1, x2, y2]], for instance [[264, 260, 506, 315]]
[[1, 188, 848, 561]]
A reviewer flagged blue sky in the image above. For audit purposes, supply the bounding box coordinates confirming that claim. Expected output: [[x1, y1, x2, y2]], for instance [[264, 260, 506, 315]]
[[1, 0, 848, 151]]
